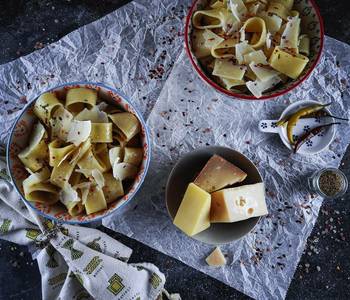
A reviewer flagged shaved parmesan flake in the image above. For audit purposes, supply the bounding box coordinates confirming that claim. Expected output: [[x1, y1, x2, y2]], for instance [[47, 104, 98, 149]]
[[59, 184, 80, 206], [73, 182, 91, 205], [258, 11, 282, 33], [243, 50, 267, 64], [203, 29, 225, 48], [92, 169, 105, 188], [75, 106, 108, 123], [280, 16, 300, 49], [266, 32, 272, 49], [25, 167, 35, 175], [109, 147, 123, 166], [97, 101, 109, 111], [235, 41, 254, 64], [50, 106, 73, 141], [76, 168, 92, 178], [249, 62, 279, 81], [73, 182, 91, 189], [57, 148, 76, 167], [69, 138, 91, 165], [239, 26, 245, 42], [67, 120, 91, 146], [18, 123, 46, 159], [221, 78, 245, 89], [248, 2, 263, 15], [220, 7, 240, 33], [23, 167, 50, 192], [213, 58, 247, 80], [229, 0, 247, 21], [112, 162, 138, 181], [246, 76, 281, 98]]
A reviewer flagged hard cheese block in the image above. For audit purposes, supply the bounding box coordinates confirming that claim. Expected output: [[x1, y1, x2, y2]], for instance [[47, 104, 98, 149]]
[[210, 182, 268, 223], [205, 247, 227, 267], [173, 183, 211, 236], [194, 155, 247, 193]]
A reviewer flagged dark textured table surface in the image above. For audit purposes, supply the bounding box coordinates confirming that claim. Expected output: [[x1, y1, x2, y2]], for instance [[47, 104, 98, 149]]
[[0, 1, 349, 299]]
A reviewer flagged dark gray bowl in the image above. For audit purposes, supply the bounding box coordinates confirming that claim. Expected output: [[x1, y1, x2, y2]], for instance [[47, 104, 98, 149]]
[[166, 146, 263, 245]]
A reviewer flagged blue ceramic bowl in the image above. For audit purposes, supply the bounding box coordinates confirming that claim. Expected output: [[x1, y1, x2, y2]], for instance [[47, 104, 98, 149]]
[[7, 82, 151, 224]]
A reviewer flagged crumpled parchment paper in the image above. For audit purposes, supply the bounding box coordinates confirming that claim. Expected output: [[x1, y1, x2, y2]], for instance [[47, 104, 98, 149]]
[[0, 0, 191, 144], [104, 37, 350, 300], [0, 0, 349, 298]]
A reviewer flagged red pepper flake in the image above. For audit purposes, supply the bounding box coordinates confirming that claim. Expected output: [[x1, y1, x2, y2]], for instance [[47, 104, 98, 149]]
[[202, 128, 211, 133]]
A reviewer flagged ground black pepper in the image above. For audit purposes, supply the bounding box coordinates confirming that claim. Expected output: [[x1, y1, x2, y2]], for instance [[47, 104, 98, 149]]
[[319, 171, 344, 197]]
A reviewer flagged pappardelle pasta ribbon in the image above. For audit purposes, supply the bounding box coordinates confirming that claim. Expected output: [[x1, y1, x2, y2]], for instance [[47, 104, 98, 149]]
[[0, 177, 175, 300], [191, 0, 311, 98], [17, 87, 145, 217]]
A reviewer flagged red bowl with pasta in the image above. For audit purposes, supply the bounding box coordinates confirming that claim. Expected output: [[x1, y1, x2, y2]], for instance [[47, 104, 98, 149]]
[[7, 82, 151, 224], [184, 0, 324, 100]]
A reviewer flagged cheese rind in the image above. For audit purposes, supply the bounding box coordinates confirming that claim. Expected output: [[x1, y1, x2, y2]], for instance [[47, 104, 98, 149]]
[[173, 183, 211, 236], [194, 155, 247, 193], [206, 247, 227, 266], [210, 182, 268, 223]]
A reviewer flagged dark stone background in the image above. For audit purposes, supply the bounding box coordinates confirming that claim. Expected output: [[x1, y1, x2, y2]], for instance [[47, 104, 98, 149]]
[[0, 1, 349, 299]]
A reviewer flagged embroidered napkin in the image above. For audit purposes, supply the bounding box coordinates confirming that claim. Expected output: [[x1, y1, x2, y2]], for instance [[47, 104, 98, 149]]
[[0, 154, 170, 300]]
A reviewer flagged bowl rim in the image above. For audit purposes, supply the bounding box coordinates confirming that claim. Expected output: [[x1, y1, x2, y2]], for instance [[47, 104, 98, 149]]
[[165, 145, 263, 245], [184, 0, 325, 101], [6, 81, 151, 224]]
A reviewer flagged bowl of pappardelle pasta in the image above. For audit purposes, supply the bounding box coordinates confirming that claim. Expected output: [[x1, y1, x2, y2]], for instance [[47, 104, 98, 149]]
[[184, 0, 324, 99], [7, 82, 150, 223]]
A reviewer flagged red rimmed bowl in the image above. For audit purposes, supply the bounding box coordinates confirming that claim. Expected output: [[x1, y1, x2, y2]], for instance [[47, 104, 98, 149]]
[[6, 82, 151, 224], [184, 0, 324, 100]]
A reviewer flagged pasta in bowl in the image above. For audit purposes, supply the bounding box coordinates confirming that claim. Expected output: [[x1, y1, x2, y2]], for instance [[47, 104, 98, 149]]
[[185, 0, 324, 99], [7, 82, 150, 223]]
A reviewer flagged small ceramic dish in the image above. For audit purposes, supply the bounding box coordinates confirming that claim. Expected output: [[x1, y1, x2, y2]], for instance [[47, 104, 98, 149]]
[[166, 146, 263, 245], [258, 100, 337, 154], [184, 0, 324, 100], [7, 82, 151, 224]]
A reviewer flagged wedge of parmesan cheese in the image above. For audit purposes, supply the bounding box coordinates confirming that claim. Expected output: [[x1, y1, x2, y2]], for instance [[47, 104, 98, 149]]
[[246, 75, 281, 98], [66, 120, 91, 146], [205, 247, 227, 267], [194, 155, 247, 193]]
